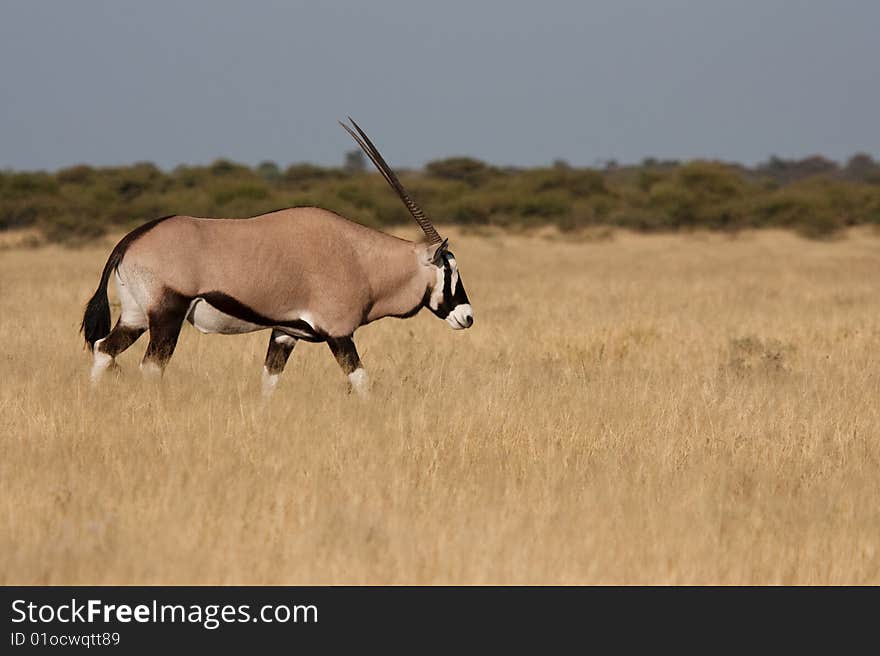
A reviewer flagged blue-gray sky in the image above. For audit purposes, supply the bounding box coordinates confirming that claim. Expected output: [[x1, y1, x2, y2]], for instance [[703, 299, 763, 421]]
[[1, 1, 878, 171]]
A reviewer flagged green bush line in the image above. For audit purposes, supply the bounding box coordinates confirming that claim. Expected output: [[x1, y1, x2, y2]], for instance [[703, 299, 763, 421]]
[[2, 155, 879, 242]]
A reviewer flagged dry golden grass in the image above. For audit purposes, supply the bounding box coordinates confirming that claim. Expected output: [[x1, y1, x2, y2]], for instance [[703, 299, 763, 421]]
[[2, 227, 879, 584]]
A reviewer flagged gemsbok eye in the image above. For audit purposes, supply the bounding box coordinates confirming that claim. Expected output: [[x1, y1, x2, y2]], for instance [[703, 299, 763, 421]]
[[81, 118, 474, 399]]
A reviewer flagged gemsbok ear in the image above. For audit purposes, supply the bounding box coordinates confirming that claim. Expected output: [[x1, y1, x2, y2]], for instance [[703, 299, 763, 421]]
[[430, 238, 449, 266]]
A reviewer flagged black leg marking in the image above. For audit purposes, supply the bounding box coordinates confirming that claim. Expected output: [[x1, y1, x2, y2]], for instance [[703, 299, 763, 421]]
[[98, 320, 146, 359], [327, 337, 362, 375], [264, 329, 296, 375], [142, 290, 191, 371]]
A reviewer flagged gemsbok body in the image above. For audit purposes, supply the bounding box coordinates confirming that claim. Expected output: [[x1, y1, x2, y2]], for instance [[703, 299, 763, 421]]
[[81, 119, 473, 396]]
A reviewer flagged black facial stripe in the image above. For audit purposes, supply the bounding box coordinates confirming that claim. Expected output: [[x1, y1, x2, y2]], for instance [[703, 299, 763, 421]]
[[446, 260, 469, 307], [443, 264, 453, 306], [452, 279, 469, 306]]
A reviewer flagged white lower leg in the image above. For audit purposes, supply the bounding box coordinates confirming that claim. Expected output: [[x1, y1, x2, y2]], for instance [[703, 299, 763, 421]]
[[90, 338, 113, 385], [262, 366, 280, 398], [140, 360, 163, 379], [348, 367, 369, 397]]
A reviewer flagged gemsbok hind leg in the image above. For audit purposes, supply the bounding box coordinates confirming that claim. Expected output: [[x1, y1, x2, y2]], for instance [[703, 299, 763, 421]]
[[262, 329, 297, 397], [140, 292, 190, 378], [90, 322, 146, 384], [327, 337, 368, 396]]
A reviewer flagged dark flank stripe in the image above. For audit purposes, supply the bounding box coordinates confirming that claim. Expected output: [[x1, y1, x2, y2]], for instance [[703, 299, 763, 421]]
[[198, 291, 327, 342]]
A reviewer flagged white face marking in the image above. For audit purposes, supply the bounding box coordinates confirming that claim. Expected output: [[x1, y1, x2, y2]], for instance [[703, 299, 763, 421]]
[[448, 257, 459, 294], [261, 366, 280, 397], [446, 303, 474, 330], [348, 367, 369, 397], [429, 265, 445, 310], [90, 338, 113, 385]]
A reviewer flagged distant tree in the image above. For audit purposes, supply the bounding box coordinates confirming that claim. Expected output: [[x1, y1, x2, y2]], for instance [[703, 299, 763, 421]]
[[4, 171, 58, 197], [344, 149, 366, 174], [761, 155, 787, 173], [56, 164, 95, 185], [210, 159, 249, 177], [426, 157, 495, 187], [760, 154, 841, 183], [256, 160, 281, 182], [797, 155, 838, 177], [637, 168, 663, 192], [281, 163, 346, 187], [844, 153, 878, 182], [111, 162, 162, 201], [552, 158, 571, 170]]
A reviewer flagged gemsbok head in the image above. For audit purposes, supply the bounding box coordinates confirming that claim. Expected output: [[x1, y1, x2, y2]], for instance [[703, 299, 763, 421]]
[[81, 118, 473, 396]]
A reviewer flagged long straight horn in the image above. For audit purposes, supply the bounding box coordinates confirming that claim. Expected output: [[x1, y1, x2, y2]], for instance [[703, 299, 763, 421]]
[[339, 117, 443, 245]]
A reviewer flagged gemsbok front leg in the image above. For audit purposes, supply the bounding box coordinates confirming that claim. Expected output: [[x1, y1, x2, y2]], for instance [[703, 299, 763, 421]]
[[327, 337, 368, 396], [262, 329, 297, 397]]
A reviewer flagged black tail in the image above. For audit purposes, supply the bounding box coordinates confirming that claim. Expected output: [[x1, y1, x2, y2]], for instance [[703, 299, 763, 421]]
[[81, 246, 123, 351], [80, 214, 177, 351]]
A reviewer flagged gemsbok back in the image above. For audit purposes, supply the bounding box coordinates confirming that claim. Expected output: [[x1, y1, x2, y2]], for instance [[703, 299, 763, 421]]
[[81, 118, 474, 396]]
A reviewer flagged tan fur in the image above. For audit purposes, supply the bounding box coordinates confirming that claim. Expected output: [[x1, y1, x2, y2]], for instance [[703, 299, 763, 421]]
[[121, 208, 436, 337]]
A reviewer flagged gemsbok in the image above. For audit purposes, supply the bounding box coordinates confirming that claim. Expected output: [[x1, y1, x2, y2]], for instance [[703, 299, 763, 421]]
[[81, 118, 474, 396]]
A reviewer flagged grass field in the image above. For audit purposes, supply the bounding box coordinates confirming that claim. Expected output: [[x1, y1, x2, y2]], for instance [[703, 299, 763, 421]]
[[2, 226, 879, 584]]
